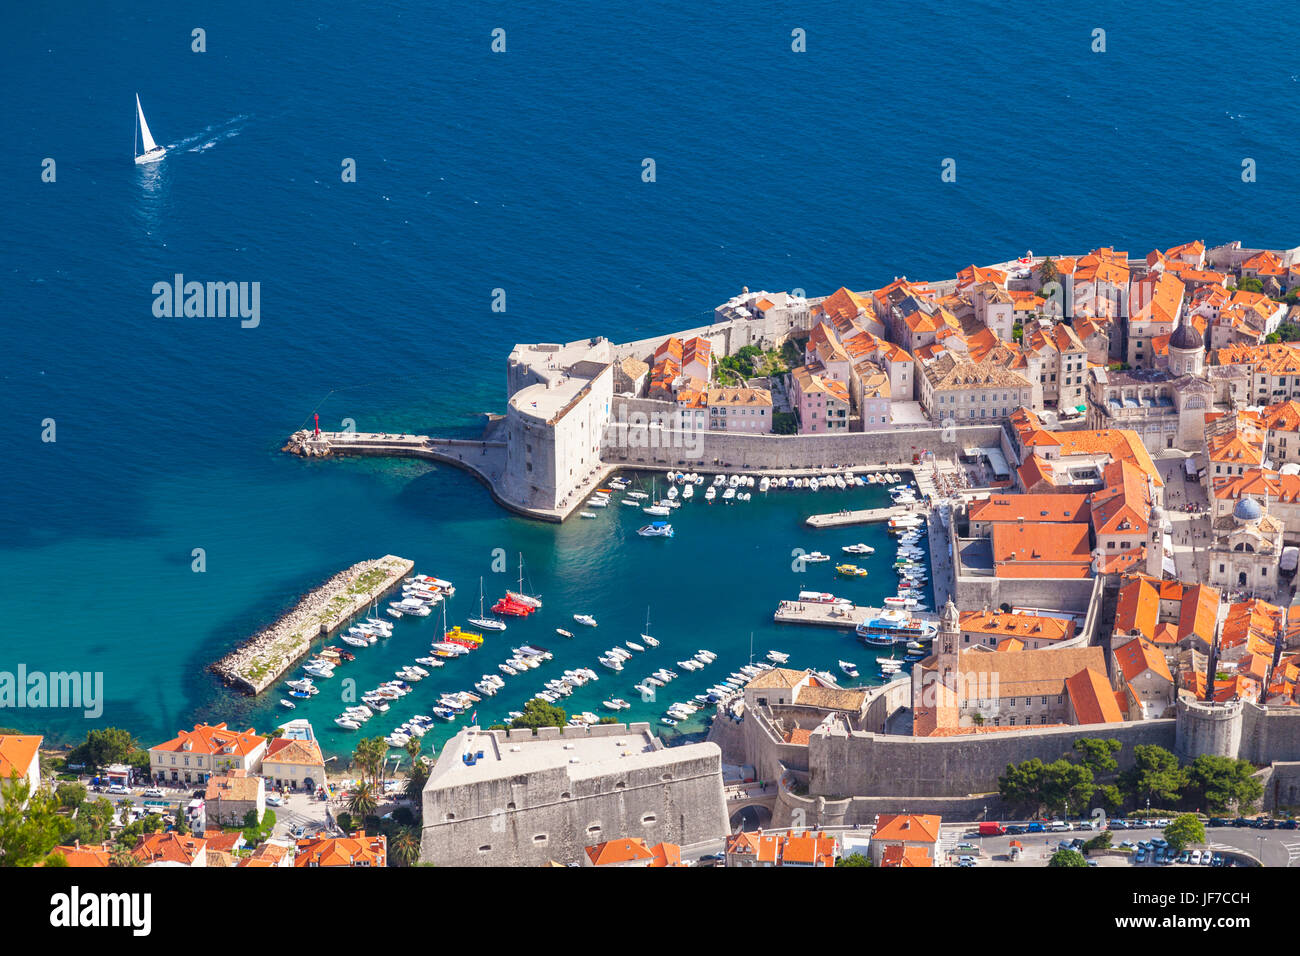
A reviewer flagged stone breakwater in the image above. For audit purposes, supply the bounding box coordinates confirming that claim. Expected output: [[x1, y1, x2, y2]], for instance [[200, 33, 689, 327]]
[[210, 554, 414, 695]]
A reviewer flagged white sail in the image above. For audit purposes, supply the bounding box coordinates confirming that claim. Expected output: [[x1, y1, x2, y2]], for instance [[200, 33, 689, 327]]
[[136, 94, 158, 153]]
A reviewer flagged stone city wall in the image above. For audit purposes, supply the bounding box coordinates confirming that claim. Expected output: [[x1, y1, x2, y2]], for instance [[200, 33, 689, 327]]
[[808, 718, 1177, 798]]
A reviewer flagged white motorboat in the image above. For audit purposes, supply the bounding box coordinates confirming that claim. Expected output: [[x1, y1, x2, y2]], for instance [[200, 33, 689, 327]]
[[626, 641, 645, 652], [839, 660, 860, 678], [334, 717, 361, 730], [842, 543, 875, 554], [682, 484, 694, 500], [279, 699, 296, 709], [767, 650, 790, 664], [802, 551, 831, 562], [704, 486, 717, 501], [759, 476, 770, 492], [722, 487, 736, 501], [627, 491, 649, 500], [574, 613, 598, 627], [580, 511, 597, 518]]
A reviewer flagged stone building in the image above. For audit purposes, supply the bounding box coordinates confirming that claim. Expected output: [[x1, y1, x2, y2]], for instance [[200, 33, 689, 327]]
[[1207, 497, 1286, 595], [419, 724, 728, 867]]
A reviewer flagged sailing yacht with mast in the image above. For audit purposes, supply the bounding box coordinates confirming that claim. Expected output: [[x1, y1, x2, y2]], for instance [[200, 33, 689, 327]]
[[468, 576, 507, 631], [506, 553, 542, 609], [133, 94, 166, 165], [640, 607, 660, 647]]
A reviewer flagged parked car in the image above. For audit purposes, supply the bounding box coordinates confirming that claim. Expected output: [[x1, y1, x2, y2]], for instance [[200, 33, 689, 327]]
[[1025, 822, 1044, 833], [957, 855, 978, 866], [1233, 817, 1250, 827], [1134, 850, 1147, 864], [1049, 820, 1070, 831], [1153, 818, 1170, 828], [1178, 850, 1190, 863], [1208, 817, 1228, 828], [1200, 851, 1212, 866], [698, 852, 725, 863], [1120, 840, 1136, 849], [1004, 825, 1026, 835], [1282, 819, 1298, 830], [107, 784, 130, 795], [1190, 850, 1203, 865], [265, 793, 284, 807], [1109, 819, 1129, 830], [144, 787, 165, 798], [1212, 854, 1224, 866]]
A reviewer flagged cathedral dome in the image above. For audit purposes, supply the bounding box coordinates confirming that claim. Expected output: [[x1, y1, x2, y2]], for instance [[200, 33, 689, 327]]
[[1233, 497, 1263, 522], [1169, 319, 1203, 352]]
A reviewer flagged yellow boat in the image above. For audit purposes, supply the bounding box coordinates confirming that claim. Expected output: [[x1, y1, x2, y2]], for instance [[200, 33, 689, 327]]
[[835, 564, 868, 577], [444, 626, 483, 644]]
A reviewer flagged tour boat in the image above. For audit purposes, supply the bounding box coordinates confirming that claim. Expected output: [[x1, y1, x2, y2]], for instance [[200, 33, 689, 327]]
[[835, 564, 868, 577], [839, 660, 860, 678], [842, 543, 875, 555], [574, 613, 598, 627], [133, 93, 166, 165], [637, 521, 674, 537]]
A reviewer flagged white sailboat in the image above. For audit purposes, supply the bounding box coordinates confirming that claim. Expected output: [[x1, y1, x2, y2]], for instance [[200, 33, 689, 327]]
[[468, 576, 507, 631], [134, 94, 166, 165]]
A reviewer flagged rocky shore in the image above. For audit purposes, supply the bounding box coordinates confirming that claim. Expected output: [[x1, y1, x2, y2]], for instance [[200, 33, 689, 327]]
[[210, 554, 414, 695]]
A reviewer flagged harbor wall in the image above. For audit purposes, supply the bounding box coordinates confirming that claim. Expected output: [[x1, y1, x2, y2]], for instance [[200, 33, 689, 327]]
[[772, 780, 1010, 828], [601, 419, 1005, 471], [954, 573, 1100, 617], [807, 717, 1176, 799], [209, 555, 414, 696]]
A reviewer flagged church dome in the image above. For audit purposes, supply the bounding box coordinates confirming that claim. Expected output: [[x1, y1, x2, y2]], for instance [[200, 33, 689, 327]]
[[1233, 497, 1263, 522], [1169, 319, 1203, 352]]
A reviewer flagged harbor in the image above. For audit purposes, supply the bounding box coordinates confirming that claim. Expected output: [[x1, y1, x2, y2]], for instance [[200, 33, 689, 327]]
[[773, 600, 940, 633], [210, 555, 414, 695]]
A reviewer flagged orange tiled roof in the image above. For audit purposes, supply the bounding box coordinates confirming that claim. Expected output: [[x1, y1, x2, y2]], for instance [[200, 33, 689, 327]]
[[0, 734, 42, 779], [150, 723, 264, 759], [873, 814, 942, 844], [1066, 667, 1126, 725], [1114, 637, 1173, 683], [586, 837, 655, 866]]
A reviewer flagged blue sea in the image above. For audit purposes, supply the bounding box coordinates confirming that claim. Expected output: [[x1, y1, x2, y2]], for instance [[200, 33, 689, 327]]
[[3, 0, 1297, 756]]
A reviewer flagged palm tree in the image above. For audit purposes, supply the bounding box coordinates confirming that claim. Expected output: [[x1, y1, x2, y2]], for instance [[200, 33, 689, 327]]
[[109, 843, 138, 868], [347, 781, 377, 820], [404, 737, 421, 763], [353, 737, 386, 788], [390, 826, 421, 867], [404, 762, 430, 808]]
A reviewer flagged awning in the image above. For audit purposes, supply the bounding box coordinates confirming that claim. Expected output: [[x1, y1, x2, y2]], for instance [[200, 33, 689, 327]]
[[1074, 404, 1087, 414]]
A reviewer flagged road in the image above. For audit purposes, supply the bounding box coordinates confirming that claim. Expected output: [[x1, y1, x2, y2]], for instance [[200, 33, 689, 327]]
[[964, 824, 1300, 867]]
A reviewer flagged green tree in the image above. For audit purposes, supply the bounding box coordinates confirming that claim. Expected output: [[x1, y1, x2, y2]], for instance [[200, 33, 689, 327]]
[[0, 775, 64, 866], [1049, 848, 1087, 867], [1183, 755, 1263, 815], [109, 843, 138, 868], [42, 851, 69, 867], [1234, 277, 1263, 294], [510, 698, 567, 732], [1074, 738, 1122, 776], [353, 737, 388, 788], [1163, 814, 1205, 853], [67, 728, 140, 770], [1083, 831, 1113, 853], [835, 852, 871, 867], [390, 826, 421, 867], [1039, 257, 1060, 287], [347, 781, 378, 820], [999, 758, 1047, 815], [772, 411, 798, 435], [1121, 745, 1185, 808], [404, 762, 430, 809], [55, 781, 88, 810], [1039, 759, 1095, 816]]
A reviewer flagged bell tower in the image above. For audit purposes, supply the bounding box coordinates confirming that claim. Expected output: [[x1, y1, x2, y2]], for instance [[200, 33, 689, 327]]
[[936, 598, 960, 689]]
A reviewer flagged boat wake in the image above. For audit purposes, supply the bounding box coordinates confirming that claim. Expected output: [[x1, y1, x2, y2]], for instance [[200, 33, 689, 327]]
[[166, 114, 249, 153]]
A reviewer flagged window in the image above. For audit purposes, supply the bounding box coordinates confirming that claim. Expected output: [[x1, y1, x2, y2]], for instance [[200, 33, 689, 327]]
[[478, 844, 492, 853], [534, 834, 548, 844], [641, 813, 657, 825]]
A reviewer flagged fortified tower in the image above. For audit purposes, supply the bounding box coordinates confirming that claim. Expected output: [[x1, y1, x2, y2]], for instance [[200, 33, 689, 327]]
[[1175, 696, 1244, 761]]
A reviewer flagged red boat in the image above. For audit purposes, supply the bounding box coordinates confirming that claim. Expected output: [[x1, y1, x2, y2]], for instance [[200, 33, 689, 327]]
[[492, 597, 534, 617]]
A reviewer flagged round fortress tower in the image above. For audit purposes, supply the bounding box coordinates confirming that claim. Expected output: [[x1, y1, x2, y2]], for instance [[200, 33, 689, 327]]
[[1175, 696, 1243, 761]]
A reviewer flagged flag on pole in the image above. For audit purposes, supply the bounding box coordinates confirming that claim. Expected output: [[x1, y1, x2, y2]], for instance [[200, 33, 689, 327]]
[[471, 710, 478, 725]]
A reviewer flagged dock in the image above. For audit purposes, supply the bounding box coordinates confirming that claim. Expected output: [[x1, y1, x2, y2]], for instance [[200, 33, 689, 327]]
[[774, 600, 940, 631], [805, 504, 916, 528], [210, 554, 415, 696]]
